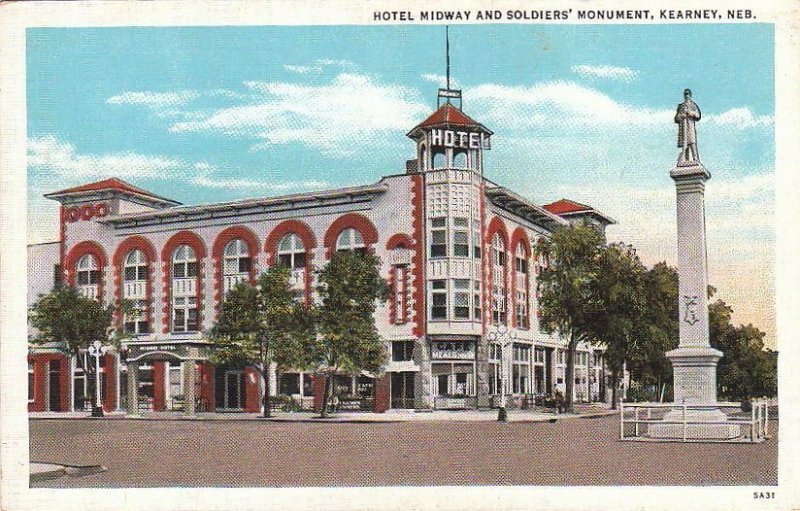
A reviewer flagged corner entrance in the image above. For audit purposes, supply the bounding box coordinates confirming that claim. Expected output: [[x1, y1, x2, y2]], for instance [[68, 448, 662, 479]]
[[390, 372, 415, 409]]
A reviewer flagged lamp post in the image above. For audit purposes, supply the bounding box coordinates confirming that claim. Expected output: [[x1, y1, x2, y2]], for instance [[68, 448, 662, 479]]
[[488, 324, 516, 422], [87, 340, 108, 417]]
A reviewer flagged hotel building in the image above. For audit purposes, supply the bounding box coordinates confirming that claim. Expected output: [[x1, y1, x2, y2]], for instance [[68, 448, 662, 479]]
[[27, 87, 614, 415]]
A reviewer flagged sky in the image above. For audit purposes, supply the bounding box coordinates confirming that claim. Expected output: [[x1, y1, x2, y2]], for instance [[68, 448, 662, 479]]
[[26, 24, 775, 347]]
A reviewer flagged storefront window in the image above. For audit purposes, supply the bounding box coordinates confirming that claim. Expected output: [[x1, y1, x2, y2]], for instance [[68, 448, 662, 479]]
[[392, 340, 414, 362], [279, 373, 300, 395], [28, 361, 35, 402]]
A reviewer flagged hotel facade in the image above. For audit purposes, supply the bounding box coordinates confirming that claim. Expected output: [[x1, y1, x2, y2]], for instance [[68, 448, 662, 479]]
[[27, 91, 615, 415]]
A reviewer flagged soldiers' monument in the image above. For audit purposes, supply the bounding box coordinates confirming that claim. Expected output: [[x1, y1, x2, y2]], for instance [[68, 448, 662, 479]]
[[649, 89, 740, 439]]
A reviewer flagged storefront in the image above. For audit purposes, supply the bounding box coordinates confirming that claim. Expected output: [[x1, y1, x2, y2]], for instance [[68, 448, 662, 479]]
[[430, 339, 477, 409]]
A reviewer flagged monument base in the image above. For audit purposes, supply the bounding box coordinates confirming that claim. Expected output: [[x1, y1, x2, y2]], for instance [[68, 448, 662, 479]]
[[647, 408, 741, 440]]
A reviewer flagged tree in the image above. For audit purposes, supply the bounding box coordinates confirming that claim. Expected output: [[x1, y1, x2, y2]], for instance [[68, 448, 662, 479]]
[[589, 243, 648, 409], [535, 224, 605, 413], [312, 251, 389, 418], [210, 266, 315, 418], [29, 286, 129, 410]]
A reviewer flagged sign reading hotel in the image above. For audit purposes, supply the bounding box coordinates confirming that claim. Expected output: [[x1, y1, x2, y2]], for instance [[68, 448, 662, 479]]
[[429, 128, 491, 150]]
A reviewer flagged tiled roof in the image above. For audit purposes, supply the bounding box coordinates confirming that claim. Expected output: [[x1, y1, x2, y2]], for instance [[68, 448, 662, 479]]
[[416, 103, 482, 128], [542, 199, 593, 215], [46, 178, 179, 204]]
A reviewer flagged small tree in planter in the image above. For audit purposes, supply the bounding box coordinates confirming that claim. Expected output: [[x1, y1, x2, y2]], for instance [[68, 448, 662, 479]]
[[210, 266, 315, 418]]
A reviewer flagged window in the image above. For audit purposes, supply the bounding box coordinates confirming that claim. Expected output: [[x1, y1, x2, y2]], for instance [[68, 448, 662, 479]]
[[172, 245, 197, 279], [512, 343, 531, 394], [336, 228, 365, 253], [452, 150, 468, 168], [172, 296, 198, 332], [123, 250, 149, 334], [76, 255, 100, 300], [453, 279, 470, 319], [432, 150, 446, 169], [279, 373, 301, 395], [430, 280, 447, 319], [124, 250, 148, 281], [488, 342, 501, 395], [473, 280, 482, 320], [392, 340, 415, 362], [535, 347, 546, 364], [430, 218, 447, 258], [473, 224, 481, 259], [491, 233, 507, 324], [277, 233, 306, 269], [28, 361, 34, 402], [452, 218, 469, 257], [392, 265, 408, 325], [224, 239, 251, 275], [515, 242, 530, 329]]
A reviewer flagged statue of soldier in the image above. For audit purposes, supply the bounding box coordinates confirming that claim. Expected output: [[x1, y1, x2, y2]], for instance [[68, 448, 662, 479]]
[[675, 88, 702, 165]]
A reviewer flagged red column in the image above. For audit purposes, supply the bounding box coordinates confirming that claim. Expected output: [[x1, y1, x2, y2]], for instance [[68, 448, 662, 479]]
[[198, 362, 215, 412], [244, 367, 260, 412], [28, 355, 45, 412], [102, 353, 117, 412], [153, 361, 166, 411], [312, 374, 327, 413], [374, 375, 390, 413]]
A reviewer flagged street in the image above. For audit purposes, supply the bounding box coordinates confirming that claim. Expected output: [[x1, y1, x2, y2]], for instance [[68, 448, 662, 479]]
[[29, 416, 777, 487]]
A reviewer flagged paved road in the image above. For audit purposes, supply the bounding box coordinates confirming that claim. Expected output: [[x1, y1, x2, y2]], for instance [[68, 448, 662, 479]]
[[29, 416, 777, 487]]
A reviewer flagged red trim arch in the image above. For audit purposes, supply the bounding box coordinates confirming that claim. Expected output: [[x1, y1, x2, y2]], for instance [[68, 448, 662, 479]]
[[160, 231, 207, 334], [509, 227, 532, 329], [485, 217, 510, 327], [386, 233, 414, 250], [112, 236, 158, 329], [64, 241, 108, 301], [323, 213, 379, 258], [264, 220, 317, 265], [212, 226, 261, 312], [265, 220, 317, 305], [410, 176, 426, 337]]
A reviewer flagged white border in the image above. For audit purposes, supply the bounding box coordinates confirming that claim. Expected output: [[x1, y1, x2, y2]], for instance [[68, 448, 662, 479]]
[[2, 1, 799, 510]]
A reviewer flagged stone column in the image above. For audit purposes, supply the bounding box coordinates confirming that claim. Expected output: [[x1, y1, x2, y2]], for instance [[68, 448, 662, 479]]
[[183, 360, 196, 416], [126, 362, 139, 415], [475, 336, 490, 409], [415, 336, 433, 409]]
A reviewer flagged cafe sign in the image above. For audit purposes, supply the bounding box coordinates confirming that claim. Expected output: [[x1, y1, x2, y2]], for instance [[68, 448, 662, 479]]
[[431, 341, 475, 361]]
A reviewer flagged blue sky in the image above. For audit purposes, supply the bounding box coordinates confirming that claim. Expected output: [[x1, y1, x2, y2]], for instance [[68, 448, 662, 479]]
[[26, 24, 775, 345]]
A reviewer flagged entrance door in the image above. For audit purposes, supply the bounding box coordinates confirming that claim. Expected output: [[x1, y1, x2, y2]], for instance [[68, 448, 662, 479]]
[[390, 372, 415, 409], [48, 359, 62, 411], [224, 370, 244, 410]]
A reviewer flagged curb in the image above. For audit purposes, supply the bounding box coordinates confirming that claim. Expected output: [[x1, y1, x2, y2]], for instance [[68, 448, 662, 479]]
[[30, 462, 107, 483]]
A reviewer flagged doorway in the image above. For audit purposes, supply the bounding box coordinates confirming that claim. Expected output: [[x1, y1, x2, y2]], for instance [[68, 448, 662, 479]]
[[48, 359, 62, 411], [390, 372, 415, 409], [215, 369, 245, 410]]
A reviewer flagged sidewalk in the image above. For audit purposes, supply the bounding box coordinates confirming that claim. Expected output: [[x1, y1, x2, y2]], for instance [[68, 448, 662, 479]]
[[30, 462, 106, 483], [29, 403, 616, 423]]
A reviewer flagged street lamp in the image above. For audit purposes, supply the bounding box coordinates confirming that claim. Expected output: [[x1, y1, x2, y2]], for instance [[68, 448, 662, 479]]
[[87, 340, 108, 417], [488, 324, 516, 422]]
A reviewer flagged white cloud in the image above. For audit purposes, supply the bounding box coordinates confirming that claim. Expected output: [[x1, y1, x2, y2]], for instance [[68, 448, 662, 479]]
[[106, 91, 200, 107], [571, 64, 638, 82], [169, 73, 429, 157], [27, 135, 190, 179], [283, 59, 355, 75], [421, 73, 460, 89], [706, 107, 774, 129]]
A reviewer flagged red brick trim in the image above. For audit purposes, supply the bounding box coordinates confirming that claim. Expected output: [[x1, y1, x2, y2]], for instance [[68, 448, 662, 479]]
[[211, 226, 261, 314], [323, 213, 378, 259], [265, 220, 317, 305], [386, 233, 413, 250], [198, 362, 216, 412], [160, 231, 207, 334], [373, 375, 390, 413], [27, 353, 70, 412], [153, 361, 166, 411], [509, 227, 532, 329], [112, 236, 157, 329], [244, 367, 261, 412], [102, 353, 117, 411], [64, 241, 108, 301], [485, 216, 509, 328], [410, 175, 426, 338]]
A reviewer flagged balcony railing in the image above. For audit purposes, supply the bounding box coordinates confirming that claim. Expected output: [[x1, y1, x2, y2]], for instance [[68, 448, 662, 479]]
[[172, 278, 196, 297], [124, 281, 147, 299], [78, 285, 98, 300]]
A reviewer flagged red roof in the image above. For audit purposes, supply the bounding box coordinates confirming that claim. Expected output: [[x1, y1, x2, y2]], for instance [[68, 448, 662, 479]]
[[542, 199, 593, 215], [408, 103, 491, 137], [46, 178, 178, 204]]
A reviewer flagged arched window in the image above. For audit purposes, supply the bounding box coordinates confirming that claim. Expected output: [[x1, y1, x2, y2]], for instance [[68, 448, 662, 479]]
[[223, 239, 251, 297], [491, 233, 507, 324], [419, 145, 428, 171], [172, 245, 198, 332], [277, 233, 306, 269], [76, 254, 100, 299], [432, 150, 446, 169], [453, 150, 468, 168], [123, 250, 149, 334], [336, 228, 365, 254], [515, 242, 529, 329]]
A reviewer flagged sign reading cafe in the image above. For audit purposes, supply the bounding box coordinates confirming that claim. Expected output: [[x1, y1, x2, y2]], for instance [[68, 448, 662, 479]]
[[431, 341, 475, 360], [429, 128, 491, 150]]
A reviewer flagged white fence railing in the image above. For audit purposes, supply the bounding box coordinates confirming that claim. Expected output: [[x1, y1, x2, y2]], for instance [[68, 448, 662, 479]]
[[619, 400, 772, 443]]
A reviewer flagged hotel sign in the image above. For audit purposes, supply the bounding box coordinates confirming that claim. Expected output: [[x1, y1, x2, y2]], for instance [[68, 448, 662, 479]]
[[430, 129, 491, 150], [431, 341, 475, 360]]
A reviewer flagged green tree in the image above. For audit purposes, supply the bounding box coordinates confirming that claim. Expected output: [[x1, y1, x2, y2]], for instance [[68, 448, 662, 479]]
[[589, 243, 648, 409], [535, 224, 605, 413], [312, 251, 389, 418], [210, 266, 315, 417], [29, 286, 130, 410]]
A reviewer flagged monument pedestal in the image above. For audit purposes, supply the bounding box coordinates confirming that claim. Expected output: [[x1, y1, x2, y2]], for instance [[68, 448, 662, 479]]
[[647, 346, 740, 440]]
